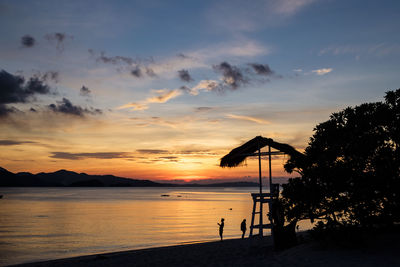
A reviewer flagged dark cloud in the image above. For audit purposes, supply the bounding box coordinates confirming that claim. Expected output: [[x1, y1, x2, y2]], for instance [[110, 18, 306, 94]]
[[176, 149, 215, 155], [178, 69, 194, 82], [158, 156, 179, 162], [40, 71, 59, 83], [137, 149, 169, 154], [177, 53, 189, 58], [50, 152, 131, 160], [97, 51, 136, 65], [0, 70, 52, 117], [213, 62, 247, 90], [145, 68, 156, 77], [30, 107, 37, 112], [195, 107, 213, 112], [0, 140, 36, 146], [21, 35, 35, 48], [159, 156, 178, 160], [80, 86, 91, 97], [131, 67, 142, 78], [248, 63, 274, 76], [44, 32, 73, 52], [91, 50, 157, 78], [48, 98, 102, 117]]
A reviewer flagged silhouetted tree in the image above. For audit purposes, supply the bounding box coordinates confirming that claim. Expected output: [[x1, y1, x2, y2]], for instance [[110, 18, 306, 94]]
[[282, 89, 400, 228]]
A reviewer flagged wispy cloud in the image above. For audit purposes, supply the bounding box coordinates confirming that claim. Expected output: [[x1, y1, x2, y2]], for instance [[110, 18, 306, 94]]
[[50, 152, 132, 160], [137, 149, 169, 154], [118, 89, 182, 111], [147, 89, 182, 103], [44, 32, 73, 52], [0, 140, 36, 146], [207, 0, 318, 32], [319, 43, 400, 58], [271, 0, 318, 16], [226, 114, 270, 124], [118, 102, 149, 111], [311, 68, 333, 75]]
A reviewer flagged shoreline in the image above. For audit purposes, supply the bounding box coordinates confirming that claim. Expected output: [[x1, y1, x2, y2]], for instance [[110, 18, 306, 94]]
[[11, 232, 400, 267], [12, 237, 274, 267]]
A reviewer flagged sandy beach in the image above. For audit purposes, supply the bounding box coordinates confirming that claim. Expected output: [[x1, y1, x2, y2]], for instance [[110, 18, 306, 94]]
[[12, 232, 400, 267]]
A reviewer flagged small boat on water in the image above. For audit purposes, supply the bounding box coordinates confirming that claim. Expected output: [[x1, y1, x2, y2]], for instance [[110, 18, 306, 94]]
[[161, 194, 170, 197]]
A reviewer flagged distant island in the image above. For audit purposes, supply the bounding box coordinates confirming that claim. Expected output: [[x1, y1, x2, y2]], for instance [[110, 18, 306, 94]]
[[0, 167, 259, 187]]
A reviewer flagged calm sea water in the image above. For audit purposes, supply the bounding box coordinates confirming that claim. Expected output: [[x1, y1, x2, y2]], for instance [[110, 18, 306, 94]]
[[0, 187, 312, 266]]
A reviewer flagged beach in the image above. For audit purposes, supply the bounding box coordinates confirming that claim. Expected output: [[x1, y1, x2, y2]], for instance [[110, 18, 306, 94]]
[[13, 232, 400, 267]]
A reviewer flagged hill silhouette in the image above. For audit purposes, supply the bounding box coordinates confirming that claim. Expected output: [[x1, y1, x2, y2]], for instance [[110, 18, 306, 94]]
[[0, 167, 259, 187]]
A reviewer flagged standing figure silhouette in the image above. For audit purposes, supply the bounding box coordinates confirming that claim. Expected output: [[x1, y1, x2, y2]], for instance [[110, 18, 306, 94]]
[[218, 218, 224, 241], [241, 219, 247, 239]]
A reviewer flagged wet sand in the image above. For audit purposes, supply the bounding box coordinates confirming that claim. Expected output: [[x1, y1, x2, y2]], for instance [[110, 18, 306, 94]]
[[12, 232, 400, 267]]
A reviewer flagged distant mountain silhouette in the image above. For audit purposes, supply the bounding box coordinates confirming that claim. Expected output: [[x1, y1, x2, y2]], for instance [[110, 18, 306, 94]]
[[0, 167, 164, 187], [0, 167, 260, 187]]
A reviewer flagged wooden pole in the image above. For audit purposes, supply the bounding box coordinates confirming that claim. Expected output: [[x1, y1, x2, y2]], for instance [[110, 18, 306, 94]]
[[268, 145, 275, 246], [268, 145, 272, 190], [258, 144, 263, 237]]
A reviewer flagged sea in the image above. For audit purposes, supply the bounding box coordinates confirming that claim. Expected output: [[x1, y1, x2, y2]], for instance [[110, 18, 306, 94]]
[[0, 187, 313, 266]]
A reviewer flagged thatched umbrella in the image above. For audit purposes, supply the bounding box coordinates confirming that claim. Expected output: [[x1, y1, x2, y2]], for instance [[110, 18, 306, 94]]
[[220, 136, 304, 168]]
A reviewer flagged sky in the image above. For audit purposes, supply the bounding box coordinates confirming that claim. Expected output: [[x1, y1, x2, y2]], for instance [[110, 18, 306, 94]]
[[1, 0, 400, 182]]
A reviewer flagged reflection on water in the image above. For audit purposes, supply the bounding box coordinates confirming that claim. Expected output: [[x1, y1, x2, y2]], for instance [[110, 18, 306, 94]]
[[0, 187, 312, 265]]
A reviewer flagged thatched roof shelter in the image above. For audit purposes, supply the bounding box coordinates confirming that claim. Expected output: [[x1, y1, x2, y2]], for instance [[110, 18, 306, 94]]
[[220, 136, 305, 168]]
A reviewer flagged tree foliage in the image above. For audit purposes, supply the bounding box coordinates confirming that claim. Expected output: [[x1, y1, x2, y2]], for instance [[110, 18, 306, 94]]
[[281, 89, 400, 227]]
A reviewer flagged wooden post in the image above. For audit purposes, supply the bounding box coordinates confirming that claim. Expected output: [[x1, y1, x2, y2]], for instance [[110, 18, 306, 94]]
[[258, 144, 263, 237], [268, 145, 275, 246]]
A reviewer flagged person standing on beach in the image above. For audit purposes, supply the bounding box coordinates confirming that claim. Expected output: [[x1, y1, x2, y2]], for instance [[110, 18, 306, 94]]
[[218, 218, 224, 241], [240, 219, 247, 239]]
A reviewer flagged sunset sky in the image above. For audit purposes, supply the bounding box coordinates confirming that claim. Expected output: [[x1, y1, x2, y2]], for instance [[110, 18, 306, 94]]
[[1, 0, 400, 181]]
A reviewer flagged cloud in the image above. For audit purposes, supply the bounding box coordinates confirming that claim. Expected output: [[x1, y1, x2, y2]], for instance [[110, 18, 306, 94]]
[[248, 63, 274, 76], [0, 140, 36, 146], [118, 102, 149, 111], [178, 69, 194, 82], [271, 0, 317, 16], [189, 40, 269, 61], [95, 51, 138, 65], [207, 0, 317, 33], [147, 89, 182, 103], [213, 62, 247, 90], [44, 32, 73, 52], [21, 35, 35, 48], [39, 71, 59, 83], [92, 50, 158, 78], [130, 116, 180, 128], [50, 152, 131, 160], [119, 89, 182, 111], [80, 86, 91, 97], [131, 67, 142, 77], [311, 68, 333, 75], [226, 114, 270, 124], [195, 107, 214, 112], [158, 156, 179, 162], [0, 70, 52, 116], [181, 80, 219, 95], [48, 98, 102, 117], [137, 149, 169, 154], [319, 43, 400, 58]]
